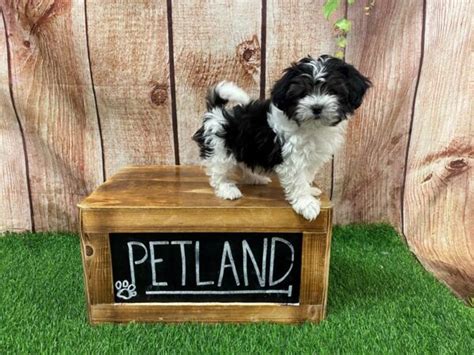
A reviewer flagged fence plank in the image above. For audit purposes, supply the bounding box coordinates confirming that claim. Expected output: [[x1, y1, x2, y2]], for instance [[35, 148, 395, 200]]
[[404, 0, 473, 299], [266, 0, 342, 195], [173, 0, 261, 164], [0, 10, 31, 232], [86, 0, 175, 177], [1, 0, 103, 231], [332, 1, 423, 227]]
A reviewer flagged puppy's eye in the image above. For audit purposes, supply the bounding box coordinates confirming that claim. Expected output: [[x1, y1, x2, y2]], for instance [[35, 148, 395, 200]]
[[287, 83, 306, 98]]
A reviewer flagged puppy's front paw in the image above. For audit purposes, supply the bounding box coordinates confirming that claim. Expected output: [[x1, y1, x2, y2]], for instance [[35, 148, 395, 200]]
[[291, 196, 321, 221], [215, 183, 242, 200], [310, 186, 322, 197]]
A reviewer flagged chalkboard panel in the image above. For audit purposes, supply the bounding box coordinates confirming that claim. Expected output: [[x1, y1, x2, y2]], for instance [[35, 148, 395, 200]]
[[110, 233, 302, 303]]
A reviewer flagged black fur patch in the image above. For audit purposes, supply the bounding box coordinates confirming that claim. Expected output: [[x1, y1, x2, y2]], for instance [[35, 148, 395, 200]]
[[221, 100, 283, 171]]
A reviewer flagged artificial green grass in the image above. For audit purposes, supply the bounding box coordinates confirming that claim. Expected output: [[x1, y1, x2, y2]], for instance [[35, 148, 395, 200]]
[[0, 224, 471, 354]]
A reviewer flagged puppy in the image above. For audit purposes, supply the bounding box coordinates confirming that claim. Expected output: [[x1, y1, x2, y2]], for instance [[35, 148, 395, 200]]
[[193, 55, 371, 220]]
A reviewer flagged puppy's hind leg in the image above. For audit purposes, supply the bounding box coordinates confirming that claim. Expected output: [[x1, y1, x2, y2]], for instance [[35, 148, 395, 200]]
[[239, 165, 272, 185], [207, 159, 242, 200]]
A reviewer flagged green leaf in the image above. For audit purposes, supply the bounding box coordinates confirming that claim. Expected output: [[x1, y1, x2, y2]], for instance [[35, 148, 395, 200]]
[[336, 36, 347, 48], [348, 0, 356, 5], [323, 0, 341, 20], [335, 50, 345, 59], [335, 18, 352, 33]]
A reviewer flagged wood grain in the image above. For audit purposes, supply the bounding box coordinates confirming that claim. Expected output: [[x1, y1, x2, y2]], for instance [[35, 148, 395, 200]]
[[90, 303, 322, 324], [321, 212, 332, 317], [0, 10, 31, 232], [86, 0, 175, 177], [1, 0, 103, 231], [404, 0, 473, 299], [332, 0, 423, 227], [80, 232, 114, 306], [265, 0, 345, 195], [172, 0, 262, 163], [299, 232, 331, 308], [79, 166, 331, 233], [79, 166, 331, 209], [81, 208, 329, 234]]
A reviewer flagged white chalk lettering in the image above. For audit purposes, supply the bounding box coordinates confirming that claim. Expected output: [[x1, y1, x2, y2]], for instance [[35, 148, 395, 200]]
[[269, 237, 294, 286], [171, 240, 192, 286], [127, 241, 148, 286], [149, 241, 169, 287], [195, 241, 214, 286], [242, 238, 267, 287], [125, 236, 297, 295], [218, 241, 240, 287], [146, 285, 293, 297]]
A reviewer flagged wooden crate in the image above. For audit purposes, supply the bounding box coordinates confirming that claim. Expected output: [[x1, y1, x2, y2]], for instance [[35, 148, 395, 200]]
[[78, 165, 333, 324]]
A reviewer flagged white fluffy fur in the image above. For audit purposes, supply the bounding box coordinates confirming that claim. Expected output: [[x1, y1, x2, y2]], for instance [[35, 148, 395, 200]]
[[201, 108, 241, 200], [214, 81, 251, 105], [303, 57, 328, 81], [295, 94, 340, 125], [268, 104, 347, 220]]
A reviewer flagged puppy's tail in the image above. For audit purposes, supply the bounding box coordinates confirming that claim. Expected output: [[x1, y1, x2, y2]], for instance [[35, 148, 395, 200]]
[[206, 81, 250, 110]]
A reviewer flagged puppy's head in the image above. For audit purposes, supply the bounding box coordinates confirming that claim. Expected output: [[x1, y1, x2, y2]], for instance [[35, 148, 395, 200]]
[[271, 55, 371, 126]]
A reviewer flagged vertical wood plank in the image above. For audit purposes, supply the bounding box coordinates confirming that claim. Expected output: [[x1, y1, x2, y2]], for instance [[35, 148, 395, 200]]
[[173, 0, 262, 164], [86, 0, 175, 177], [404, 0, 473, 299], [321, 209, 332, 317], [0, 10, 31, 232], [1, 0, 103, 231], [80, 232, 114, 306], [299, 232, 330, 308], [332, 1, 423, 228], [265, 0, 344, 194]]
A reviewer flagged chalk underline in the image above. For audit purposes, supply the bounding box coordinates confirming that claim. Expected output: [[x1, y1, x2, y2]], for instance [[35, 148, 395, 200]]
[[145, 285, 293, 297]]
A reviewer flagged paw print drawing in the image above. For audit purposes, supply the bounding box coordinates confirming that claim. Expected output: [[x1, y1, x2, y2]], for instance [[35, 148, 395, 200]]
[[115, 280, 137, 300]]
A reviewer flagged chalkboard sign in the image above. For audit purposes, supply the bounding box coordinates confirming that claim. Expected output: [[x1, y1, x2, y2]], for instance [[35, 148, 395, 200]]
[[110, 233, 302, 303]]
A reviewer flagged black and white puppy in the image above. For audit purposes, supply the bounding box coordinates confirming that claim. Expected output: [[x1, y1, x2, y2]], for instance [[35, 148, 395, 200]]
[[193, 55, 371, 220]]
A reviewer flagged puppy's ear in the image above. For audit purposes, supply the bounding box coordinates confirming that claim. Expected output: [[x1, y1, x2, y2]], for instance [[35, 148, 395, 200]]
[[345, 66, 372, 110], [270, 65, 299, 109]]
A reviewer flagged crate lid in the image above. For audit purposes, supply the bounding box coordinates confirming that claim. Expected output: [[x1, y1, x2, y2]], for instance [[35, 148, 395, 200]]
[[78, 165, 331, 210]]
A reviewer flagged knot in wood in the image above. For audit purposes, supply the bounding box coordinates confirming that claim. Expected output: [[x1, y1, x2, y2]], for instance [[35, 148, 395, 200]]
[[85, 245, 94, 257], [443, 158, 469, 180], [242, 48, 254, 62], [236, 35, 261, 74], [150, 83, 168, 106], [421, 173, 433, 183], [447, 158, 467, 170], [307, 305, 319, 320]]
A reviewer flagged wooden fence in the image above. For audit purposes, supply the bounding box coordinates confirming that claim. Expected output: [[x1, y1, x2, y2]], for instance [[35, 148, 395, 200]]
[[0, 1, 471, 300]]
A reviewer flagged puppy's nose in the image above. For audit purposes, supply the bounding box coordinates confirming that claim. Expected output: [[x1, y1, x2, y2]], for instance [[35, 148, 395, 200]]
[[312, 105, 323, 115]]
